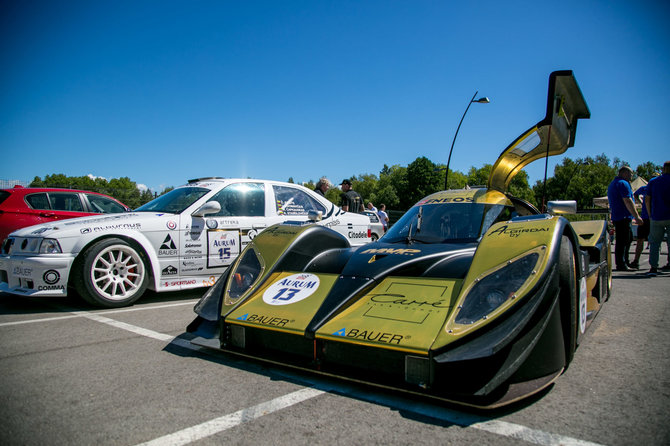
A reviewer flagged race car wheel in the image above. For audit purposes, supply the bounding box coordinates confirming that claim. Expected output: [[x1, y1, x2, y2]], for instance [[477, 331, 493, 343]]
[[75, 238, 149, 308], [558, 235, 578, 366]]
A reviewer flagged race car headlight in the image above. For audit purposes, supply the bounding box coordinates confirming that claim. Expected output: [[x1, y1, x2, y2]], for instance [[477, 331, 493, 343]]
[[39, 239, 62, 254], [455, 252, 540, 324], [225, 247, 263, 304]]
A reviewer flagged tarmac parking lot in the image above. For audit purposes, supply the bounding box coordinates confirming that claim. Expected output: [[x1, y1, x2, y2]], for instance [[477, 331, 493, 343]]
[[1, 252, 669, 446]]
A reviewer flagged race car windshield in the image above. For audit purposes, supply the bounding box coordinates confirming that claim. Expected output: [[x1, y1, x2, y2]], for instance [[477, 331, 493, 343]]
[[135, 187, 210, 214], [384, 203, 514, 244]]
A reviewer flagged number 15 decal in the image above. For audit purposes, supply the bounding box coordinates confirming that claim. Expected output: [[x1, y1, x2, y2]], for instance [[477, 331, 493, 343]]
[[207, 230, 240, 268]]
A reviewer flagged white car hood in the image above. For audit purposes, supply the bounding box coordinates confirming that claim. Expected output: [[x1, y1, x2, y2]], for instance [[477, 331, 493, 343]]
[[10, 213, 161, 239]]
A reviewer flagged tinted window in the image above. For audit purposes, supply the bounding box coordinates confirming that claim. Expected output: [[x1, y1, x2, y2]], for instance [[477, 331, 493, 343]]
[[86, 194, 127, 213], [136, 187, 210, 213], [209, 183, 265, 217], [0, 191, 10, 205], [273, 185, 326, 216], [25, 193, 51, 210], [384, 203, 514, 244], [49, 193, 84, 212]]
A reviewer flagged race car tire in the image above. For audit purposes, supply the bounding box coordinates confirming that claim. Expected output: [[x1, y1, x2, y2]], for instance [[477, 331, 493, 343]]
[[74, 238, 149, 308], [558, 235, 578, 367]]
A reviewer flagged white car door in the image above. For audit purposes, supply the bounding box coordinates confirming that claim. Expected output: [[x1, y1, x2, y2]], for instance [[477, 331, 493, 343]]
[[200, 182, 267, 274]]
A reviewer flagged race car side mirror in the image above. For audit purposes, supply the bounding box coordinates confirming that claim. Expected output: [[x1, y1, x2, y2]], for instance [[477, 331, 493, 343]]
[[192, 201, 222, 217], [308, 210, 323, 222], [547, 200, 577, 215]]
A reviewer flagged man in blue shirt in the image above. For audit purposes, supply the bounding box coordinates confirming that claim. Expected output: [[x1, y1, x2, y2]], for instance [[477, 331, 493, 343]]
[[630, 175, 658, 268], [644, 161, 670, 276], [607, 166, 643, 271]]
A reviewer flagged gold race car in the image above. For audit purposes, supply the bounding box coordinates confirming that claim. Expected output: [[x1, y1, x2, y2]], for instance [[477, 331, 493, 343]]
[[188, 71, 611, 408]]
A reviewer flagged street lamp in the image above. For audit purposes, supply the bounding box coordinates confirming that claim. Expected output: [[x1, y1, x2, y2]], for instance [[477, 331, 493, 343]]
[[444, 91, 490, 190]]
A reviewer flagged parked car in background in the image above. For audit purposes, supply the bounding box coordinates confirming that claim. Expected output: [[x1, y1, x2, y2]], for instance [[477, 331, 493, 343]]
[[0, 186, 130, 243], [0, 178, 371, 308], [364, 210, 384, 241]]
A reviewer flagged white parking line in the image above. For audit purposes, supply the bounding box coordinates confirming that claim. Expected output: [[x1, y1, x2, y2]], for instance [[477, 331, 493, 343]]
[[134, 388, 325, 446], [2, 304, 607, 446], [0, 300, 197, 327]]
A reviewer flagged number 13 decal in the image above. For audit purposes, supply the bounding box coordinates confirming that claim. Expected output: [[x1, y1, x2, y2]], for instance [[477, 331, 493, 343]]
[[270, 288, 300, 301]]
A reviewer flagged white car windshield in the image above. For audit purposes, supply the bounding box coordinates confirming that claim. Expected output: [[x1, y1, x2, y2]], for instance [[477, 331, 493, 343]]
[[384, 203, 514, 244], [135, 187, 210, 214]]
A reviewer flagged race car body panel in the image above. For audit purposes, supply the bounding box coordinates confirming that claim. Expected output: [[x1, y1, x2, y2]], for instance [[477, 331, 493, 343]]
[[188, 71, 610, 408], [488, 70, 590, 193]]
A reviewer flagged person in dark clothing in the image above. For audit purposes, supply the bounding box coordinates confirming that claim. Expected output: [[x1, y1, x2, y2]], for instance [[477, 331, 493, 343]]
[[645, 161, 670, 276], [314, 177, 330, 197], [339, 179, 363, 212], [607, 165, 643, 271]]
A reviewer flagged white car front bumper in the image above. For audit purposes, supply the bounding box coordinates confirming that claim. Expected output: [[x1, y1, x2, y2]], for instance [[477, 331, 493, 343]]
[[0, 254, 76, 297]]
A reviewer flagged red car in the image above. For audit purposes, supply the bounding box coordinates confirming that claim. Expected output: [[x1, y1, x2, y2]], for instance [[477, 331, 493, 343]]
[[0, 186, 130, 242]]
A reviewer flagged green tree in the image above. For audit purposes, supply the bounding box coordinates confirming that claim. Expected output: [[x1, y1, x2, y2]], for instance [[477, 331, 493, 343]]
[[351, 173, 379, 206], [635, 162, 662, 180], [533, 154, 616, 209], [403, 157, 443, 209]]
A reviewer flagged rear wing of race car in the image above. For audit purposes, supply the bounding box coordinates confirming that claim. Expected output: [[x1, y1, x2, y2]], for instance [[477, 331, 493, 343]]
[[488, 70, 591, 193]]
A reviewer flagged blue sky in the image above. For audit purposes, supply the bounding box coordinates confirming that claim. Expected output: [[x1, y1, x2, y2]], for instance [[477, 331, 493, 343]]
[[2, 1, 668, 193]]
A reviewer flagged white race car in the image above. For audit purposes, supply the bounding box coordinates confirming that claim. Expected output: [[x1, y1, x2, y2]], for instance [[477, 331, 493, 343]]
[[0, 178, 371, 307]]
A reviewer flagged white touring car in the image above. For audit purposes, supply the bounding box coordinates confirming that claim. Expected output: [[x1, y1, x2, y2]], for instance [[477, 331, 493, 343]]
[[0, 178, 371, 307]]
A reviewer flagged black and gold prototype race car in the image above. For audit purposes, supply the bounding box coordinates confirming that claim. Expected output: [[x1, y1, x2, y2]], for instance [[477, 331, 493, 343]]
[[188, 71, 611, 408]]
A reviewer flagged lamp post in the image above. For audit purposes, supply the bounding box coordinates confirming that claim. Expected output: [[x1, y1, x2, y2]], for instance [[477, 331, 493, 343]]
[[444, 91, 490, 190]]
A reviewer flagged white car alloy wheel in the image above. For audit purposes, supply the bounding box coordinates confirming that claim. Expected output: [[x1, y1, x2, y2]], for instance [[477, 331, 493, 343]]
[[91, 244, 145, 299], [76, 238, 148, 307]]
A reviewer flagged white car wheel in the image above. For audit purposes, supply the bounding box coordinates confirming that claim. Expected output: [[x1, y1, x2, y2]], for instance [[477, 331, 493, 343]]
[[76, 238, 148, 308]]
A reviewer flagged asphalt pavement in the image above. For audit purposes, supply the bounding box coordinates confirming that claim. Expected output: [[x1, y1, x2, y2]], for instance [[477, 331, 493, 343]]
[[0, 251, 668, 446]]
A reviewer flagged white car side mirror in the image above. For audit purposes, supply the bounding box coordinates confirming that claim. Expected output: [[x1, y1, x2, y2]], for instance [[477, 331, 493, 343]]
[[192, 201, 222, 218], [308, 210, 323, 222]]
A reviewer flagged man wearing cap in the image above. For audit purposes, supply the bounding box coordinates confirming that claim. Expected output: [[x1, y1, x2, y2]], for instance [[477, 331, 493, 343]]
[[339, 179, 364, 213], [645, 161, 670, 276], [607, 166, 643, 271]]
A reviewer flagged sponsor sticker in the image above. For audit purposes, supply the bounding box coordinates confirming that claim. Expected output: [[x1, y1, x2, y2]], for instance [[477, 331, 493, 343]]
[[161, 265, 178, 276], [332, 327, 404, 345], [43, 270, 60, 284], [262, 273, 320, 306], [487, 224, 549, 238], [159, 235, 178, 256], [13, 266, 33, 278], [207, 230, 240, 268]]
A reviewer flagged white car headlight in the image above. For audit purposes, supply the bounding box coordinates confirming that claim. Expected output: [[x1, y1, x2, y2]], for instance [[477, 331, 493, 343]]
[[39, 239, 62, 254]]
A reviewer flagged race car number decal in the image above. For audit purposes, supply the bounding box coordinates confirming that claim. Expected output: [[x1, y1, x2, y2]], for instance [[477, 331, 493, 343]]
[[262, 273, 320, 306], [207, 230, 240, 268]]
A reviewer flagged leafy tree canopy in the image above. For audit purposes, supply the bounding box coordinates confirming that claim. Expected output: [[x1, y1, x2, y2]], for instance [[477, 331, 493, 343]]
[[31, 154, 659, 214]]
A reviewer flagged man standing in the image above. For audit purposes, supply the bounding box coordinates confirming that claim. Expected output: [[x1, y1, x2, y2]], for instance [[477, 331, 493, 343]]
[[607, 166, 643, 271], [377, 203, 389, 232], [339, 179, 363, 213], [644, 161, 670, 276], [314, 177, 330, 197], [630, 177, 656, 269]]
